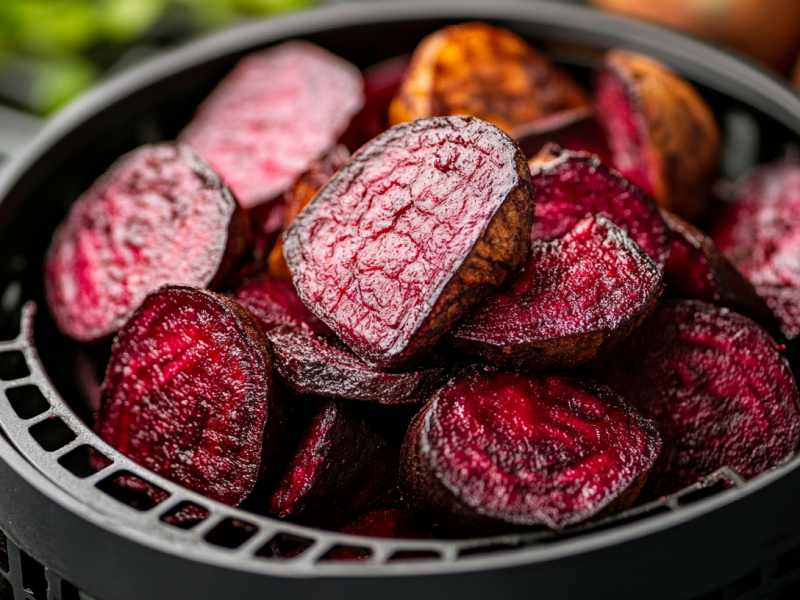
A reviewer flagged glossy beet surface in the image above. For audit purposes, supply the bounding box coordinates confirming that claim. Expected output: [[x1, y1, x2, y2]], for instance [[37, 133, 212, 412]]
[[284, 115, 534, 369], [598, 300, 800, 495], [528, 146, 669, 270], [451, 215, 661, 369], [401, 366, 660, 533], [96, 286, 280, 506], [513, 108, 613, 166], [179, 41, 363, 209], [341, 508, 431, 539], [45, 142, 250, 342]]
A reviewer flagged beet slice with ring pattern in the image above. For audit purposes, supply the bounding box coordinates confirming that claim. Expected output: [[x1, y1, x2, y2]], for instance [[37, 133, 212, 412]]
[[400, 366, 660, 534], [284, 115, 535, 370], [95, 285, 283, 507]]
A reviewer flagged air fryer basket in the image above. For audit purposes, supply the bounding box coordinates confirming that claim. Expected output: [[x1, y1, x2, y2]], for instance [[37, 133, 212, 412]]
[[1, 2, 800, 599]]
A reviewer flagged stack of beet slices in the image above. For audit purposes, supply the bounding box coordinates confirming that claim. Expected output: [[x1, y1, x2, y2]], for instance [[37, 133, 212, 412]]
[[42, 24, 800, 541]]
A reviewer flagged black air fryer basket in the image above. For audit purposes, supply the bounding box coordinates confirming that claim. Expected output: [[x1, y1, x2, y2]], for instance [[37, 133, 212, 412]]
[[1, 2, 800, 599]]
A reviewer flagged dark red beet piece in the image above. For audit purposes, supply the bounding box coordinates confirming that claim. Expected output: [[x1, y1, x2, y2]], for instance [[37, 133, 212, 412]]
[[340, 508, 431, 539], [711, 160, 800, 340], [268, 399, 399, 528], [400, 366, 660, 534], [451, 215, 662, 370], [596, 300, 800, 496], [179, 41, 364, 209], [45, 142, 252, 342], [96, 286, 284, 507], [284, 116, 535, 369]]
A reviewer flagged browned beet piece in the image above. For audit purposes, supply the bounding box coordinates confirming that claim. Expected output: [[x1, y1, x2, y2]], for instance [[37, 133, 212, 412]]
[[594, 50, 720, 221], [340, 508, 431, 539], [400, 366, 660, 534], [45, 142, 252, 343], [596, 300, 800, 496], [268, 399, 399, 528], [450, 215, 662, 370], [661, 209, 781, 337], [711, 160, 800, 340], [179, 41, 364, 209], [529, 144, 669, 270], [284, 116, 535, 369], [95, 286, 284, 507], [267, 326, 448, 404]]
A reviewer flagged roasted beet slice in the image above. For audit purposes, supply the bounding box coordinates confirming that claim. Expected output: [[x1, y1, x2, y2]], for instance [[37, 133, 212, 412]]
[[95, 286, 284, 506], [596, 300, 800, 496], [595, 50, 720, 221], [340, 508, 431, 539], [662, 209, 780, 336], [528, 145, 669, 270], [179, 41, 363, 209], [284, 116, 535, 369], [268, 399, 399, 528], [400, 366, 660, 534], [450, 215, 662, 369], [388, 22, 589, 134], [268, 326, 448, 404], [711, 160, 800, 340], [45, 142, 252, 343]]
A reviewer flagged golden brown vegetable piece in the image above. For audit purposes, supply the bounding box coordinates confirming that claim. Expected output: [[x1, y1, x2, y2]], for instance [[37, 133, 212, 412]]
[[388, 22, 589, 134], [595, 50, 720, 221]]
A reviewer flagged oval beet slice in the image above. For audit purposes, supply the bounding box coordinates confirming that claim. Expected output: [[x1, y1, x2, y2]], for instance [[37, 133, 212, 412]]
[[268, 399, 399, 528], [284, 116, 535, 370], [596, 300, 800, 496], [529, 144, 669, 270], [179, 41, 364, 209], [96, 286, 283, 506], [45, 142, 252, 343], [400, 366, 660, 534], [450, 215, 662, 370]]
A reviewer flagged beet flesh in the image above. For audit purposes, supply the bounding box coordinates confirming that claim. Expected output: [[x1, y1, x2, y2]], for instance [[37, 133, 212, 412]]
[[95, 286, 283, 506], [284, 116, 535, 369], [45, 142, 251, 343], [179, 41, 364, 209], [340, 508, 431, 539], [400, 366, 660, 533], [451, 215, 662, 369], [596, 300, 800, 495]]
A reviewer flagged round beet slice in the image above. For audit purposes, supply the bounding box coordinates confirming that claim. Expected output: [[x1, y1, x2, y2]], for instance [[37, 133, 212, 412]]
[[284, 116, 535, 370], [179, 41, 364, 209], [400, 366, 660, 534], [529, 144, 669, 270], [596, 300, 800, 496], [45, 142, 252, 343], [96, 286, 283, 507], [451, 215, 662, 370]]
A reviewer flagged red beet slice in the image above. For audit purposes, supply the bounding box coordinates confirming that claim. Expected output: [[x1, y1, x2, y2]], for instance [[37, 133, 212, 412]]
[[400, 366, 660, 533], [340, 508, 431, 539], [711, 160, 800, 339], [596, 300, 800, 496], [179, 41, 364, 209], [96, 286, 284, 506], [450, 215, 662, 369], [267, 325, 448, 404], [45, 142, 252, 343], [529, 145, 669, 270], [284, 116, 535, 369], [268, 399, 399, 528]]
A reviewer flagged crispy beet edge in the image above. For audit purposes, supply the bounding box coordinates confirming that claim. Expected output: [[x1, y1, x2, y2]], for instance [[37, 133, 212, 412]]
[[96, 285, 282, 507], [400, 366, 660, 534], [45, 142, 251, 343], [595, 300, 800, 496], [284, 116, 535, 370], [450, 215, 662, 370]]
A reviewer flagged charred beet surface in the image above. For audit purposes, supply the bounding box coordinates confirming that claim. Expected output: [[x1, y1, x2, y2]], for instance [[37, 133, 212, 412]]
[[284, 116, 535, 369], [45, 142, 251, 343], [96, 286, 283, 507], [400, 366, 660, 534], [597, 300, 800, 496], [179, 41, 363, 209], [450, 216, 662, 370]]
